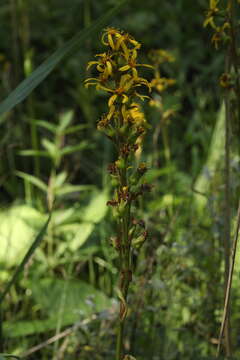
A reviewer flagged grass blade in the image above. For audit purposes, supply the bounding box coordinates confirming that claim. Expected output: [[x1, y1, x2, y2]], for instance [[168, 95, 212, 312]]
[[0, 0, 129, 118]]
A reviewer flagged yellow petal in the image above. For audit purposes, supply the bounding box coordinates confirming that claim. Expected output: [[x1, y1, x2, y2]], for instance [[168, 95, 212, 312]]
[[121, 42, 130, 59], [96, 84, 114, 92], [97, 64, 104, 72], [84, 82, 96, 88], [115, 36, 124, 51], [106, 61, 113, 75], [101, 32, 108, 45], [131, 49, 138, 60], [122, 94, 129, 103], [120, 74, 132, 87], [86, 61, 99, 70], [108, 94, 118, 107], [210, 0, 219, 9], [129, 38, 141, 49], [108, 34, 115, 49], [119, 65, 130, 71], [107, 104, 116, 120], [121, 104, 128, 119], [137, 63, 154, 69], [135, 92, 150, 101], [132, 67, 138, 78]]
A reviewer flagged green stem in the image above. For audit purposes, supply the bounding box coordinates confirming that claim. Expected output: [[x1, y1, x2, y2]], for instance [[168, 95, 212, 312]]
[[116, 321, 124, 360], [116, 163, 132, 360]]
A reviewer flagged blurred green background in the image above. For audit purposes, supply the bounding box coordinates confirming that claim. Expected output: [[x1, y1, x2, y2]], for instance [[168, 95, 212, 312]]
[[0, 0, 239, 359]]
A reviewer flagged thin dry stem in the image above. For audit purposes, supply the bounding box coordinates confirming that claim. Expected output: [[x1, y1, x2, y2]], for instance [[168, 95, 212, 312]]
[[216, 200, 240, 357]]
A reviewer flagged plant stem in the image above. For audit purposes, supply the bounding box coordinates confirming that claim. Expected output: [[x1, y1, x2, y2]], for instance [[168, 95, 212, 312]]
[[116, 163, 132, 359], [216, 200, 240, 357], [116, 321, 124, 360], [223, 51, 232, 357]]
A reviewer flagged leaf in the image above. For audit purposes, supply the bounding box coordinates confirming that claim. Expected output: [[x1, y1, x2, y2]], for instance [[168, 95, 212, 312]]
[[3, 277, 112, 337], [60, 141, 90, 156], [143, 166, 174, 182], [53, 191, 108, 249], [15, 171, 48, 192], [35, 119, 57, 133], [194, 104, 225, 209], [0, 205, 45, 267], [82, 191, 108, 223], [55, 184, 94, 197], [64, 124, 88, 135], [18, 149, 49, 157], [42, 138, 58, 158], [3, 318, 65, 338], [0, 0, 129, 117], [65, 223, 94, 251], [0, 354, 20, 359], [0, 213, 50, 303], [32, 277, 111, 315], [54, 171, 68, 188], [58, 110, 73, 132]]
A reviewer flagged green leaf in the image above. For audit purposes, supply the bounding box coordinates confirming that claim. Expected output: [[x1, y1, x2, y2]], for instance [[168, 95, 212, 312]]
[[4, 278, 112, 337], [55, 184, 94, 196], [143, 166, 174, 182], [0, 0, 129, 117], [194, 104, 225, 209], [15, 171, 48, 192], [83, 191, 108, 223], [64, 124, 89, 135], [58, 110, 73, 132], [35, 119, 57, 133], [18, 149, 49, 157], [60, 141, 90, 156], [54, 171, 68, 188], [65, 223, 94, 251], [0, 213, 50, 303], [42, 138, 58, 158], [0, 205, 45, 267], [32, 277, 111, 315]]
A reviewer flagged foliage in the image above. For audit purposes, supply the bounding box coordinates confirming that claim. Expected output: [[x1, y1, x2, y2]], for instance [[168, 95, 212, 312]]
[[0, 0, 240, 359]]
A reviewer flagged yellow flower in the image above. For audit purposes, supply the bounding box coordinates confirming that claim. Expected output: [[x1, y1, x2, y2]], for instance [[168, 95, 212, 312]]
[[107, 74, 134, 108], [128, 102, 147, 127], [149, 49, 175, 65], [151, 77, 175, 92], [85, 28, 152, 133], [101, 28, 120, 49], [101, 28, 141, 59], [219, 73, 232, 89], [119, 49, 153, 78], [86, 52, 115, 81], [203, 0, 219, 28], [211, 22, 230, 49]]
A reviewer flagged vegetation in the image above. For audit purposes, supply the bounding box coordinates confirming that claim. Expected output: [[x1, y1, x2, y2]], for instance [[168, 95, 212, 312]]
[[0, 0, 240, 359]]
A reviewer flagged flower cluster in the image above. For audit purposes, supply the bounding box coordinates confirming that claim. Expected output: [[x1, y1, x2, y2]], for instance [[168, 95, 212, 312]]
[[85, 28, 152, 236], [85, 27, 151, 302], [85, 28, 152, 133], [203, 0, 230, 49]]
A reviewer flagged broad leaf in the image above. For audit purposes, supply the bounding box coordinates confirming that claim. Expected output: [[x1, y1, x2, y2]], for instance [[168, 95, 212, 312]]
[[3, 278, 113, 337]]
